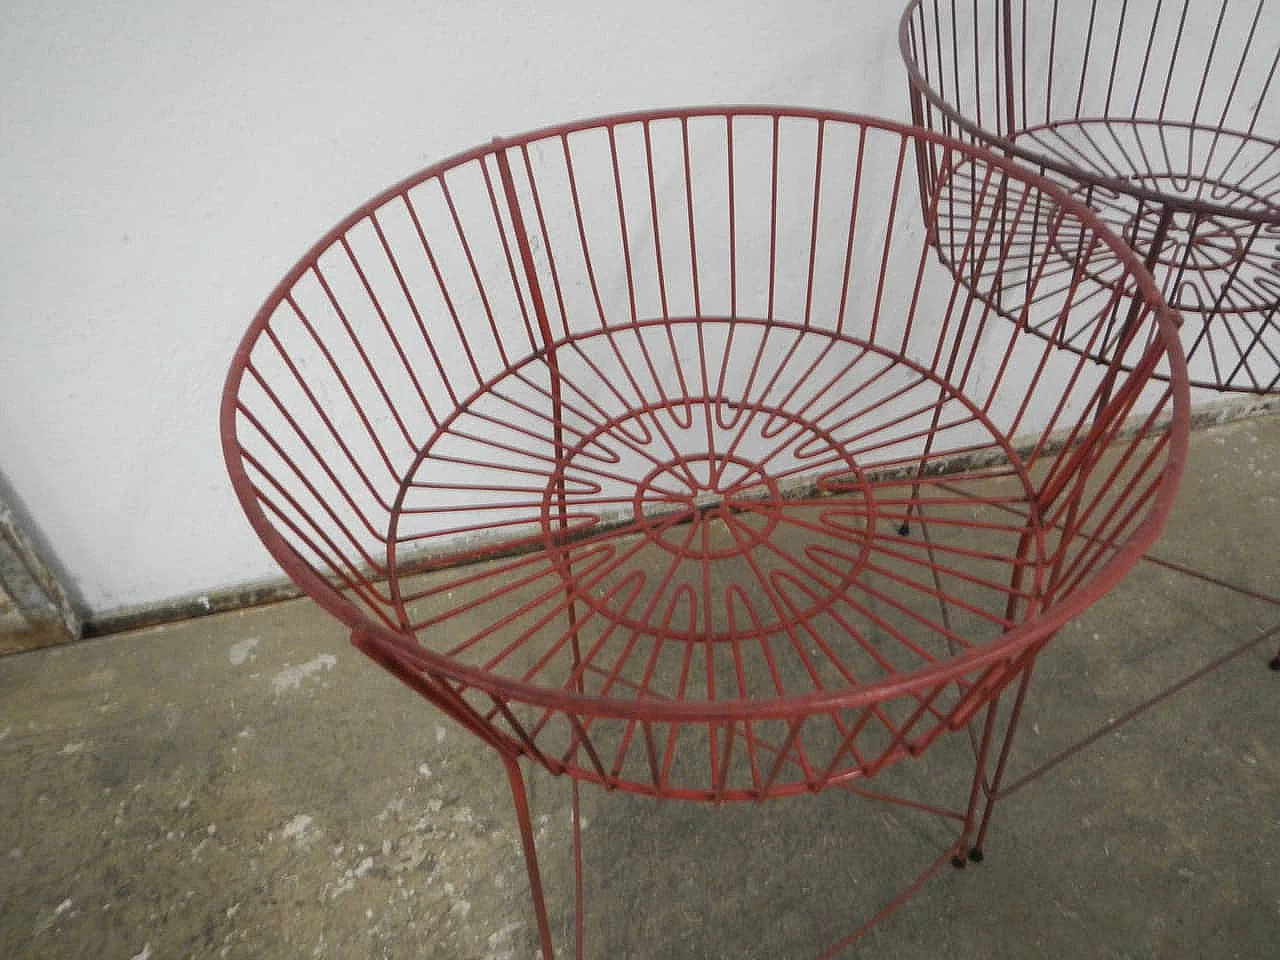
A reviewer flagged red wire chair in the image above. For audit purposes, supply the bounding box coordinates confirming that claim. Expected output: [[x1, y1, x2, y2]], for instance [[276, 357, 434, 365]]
[[221, 107, 1188, 957], [901, 0, 1280, 730], [900, 0, 1280, 395]]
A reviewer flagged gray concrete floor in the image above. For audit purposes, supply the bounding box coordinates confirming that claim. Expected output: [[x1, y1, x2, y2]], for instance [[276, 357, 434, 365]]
[[2, 415, 1279, 960]]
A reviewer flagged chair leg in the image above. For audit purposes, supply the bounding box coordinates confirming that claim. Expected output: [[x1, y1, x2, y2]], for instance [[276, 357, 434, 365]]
[[571, 777, 585, 960], [953, 692, 1003, 868], [968, 660, 1038, 860], [502, 754, 557, 960]]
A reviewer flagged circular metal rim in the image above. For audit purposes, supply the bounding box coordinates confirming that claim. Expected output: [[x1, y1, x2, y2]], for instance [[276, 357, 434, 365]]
[[897, 0, 1280, 227], [220, 104, 1191, 724]]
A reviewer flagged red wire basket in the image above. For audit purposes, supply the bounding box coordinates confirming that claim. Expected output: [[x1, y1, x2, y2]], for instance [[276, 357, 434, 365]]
[[901, 0, 1280, 394], [221, 107, 1188, 956]]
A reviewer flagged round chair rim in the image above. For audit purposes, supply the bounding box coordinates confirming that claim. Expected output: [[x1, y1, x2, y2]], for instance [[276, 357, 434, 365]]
[[897, 0, 1280, 226]]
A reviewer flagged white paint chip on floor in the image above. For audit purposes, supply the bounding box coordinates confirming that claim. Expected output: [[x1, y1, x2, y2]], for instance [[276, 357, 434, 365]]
[[271, 654, 337, 694], [228, 637, 259, 666]]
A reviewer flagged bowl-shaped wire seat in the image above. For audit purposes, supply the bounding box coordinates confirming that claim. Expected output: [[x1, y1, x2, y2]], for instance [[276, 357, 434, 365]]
[[221, 108, 1188, 803], [901, 0, 1280, 393]]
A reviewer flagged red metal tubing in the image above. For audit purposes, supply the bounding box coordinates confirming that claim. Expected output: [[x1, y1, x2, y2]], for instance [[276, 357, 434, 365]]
[[900, 0, 1280, 392], [222, 107, 1187, 801]]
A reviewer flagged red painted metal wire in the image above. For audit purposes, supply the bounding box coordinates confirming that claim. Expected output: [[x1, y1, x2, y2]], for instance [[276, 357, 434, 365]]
[[223, 106, 1186, 799], [221, 107, 1188, 955], [901, 0, 1280, 394]]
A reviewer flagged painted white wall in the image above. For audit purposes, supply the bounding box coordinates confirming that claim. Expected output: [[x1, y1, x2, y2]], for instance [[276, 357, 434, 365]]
[[0, 1, 914, 616]]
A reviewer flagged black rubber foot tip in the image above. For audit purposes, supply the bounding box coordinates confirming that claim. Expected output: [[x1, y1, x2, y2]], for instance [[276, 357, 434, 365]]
[[950, 854, 967, 870], [897, 523, 911, 537], [968, 848, 985, 863], [1269, 656, 1280, 671]]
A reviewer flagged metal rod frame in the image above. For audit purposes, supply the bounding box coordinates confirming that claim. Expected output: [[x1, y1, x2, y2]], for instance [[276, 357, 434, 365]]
[[221, 107, 1188, 956], [900, 0, 1280, 711], [901, 0, 1280, 394]]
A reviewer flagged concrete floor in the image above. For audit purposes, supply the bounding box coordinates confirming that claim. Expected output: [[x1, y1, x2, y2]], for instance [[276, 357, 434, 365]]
[[2, 414, 1279, 960]]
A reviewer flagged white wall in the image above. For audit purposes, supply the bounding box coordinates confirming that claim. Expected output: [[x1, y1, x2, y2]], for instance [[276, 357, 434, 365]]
[[0, 1, 911, 616]]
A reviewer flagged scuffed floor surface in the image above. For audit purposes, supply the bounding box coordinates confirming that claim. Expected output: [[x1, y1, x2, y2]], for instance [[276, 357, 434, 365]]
[[2, 414, 1279, 959]]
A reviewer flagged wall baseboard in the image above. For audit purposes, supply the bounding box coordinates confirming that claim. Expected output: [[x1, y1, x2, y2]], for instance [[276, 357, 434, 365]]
[[80, 579, 304, 640], [77, 394, 1280, 641]]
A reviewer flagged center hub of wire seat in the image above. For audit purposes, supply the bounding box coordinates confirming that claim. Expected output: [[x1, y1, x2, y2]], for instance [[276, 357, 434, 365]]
[[538, 392, 876, 644]]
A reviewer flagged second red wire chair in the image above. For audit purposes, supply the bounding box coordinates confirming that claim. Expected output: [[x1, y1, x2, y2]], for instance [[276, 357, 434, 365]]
[[900, 0, 1280, 771]]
